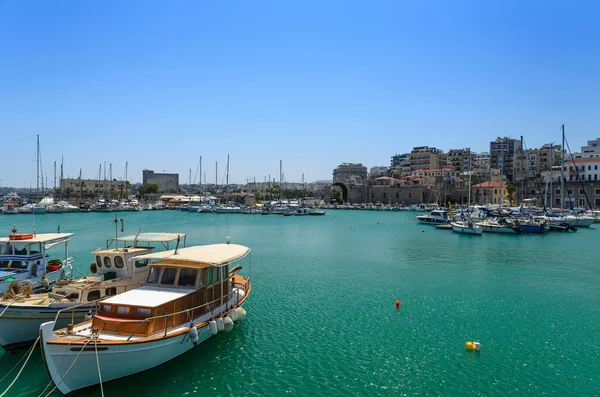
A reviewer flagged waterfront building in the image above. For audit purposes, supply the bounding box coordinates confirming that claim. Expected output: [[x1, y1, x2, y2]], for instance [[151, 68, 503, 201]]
[[490, 137, 521, 181], [409, 146, 448, 172], [447, 149, 476, 172], [471, 181, 503, 205], [390, 153, 410, 173], [369, 166, 389, 178], [142, 169, 179, 193], [573, 138, 600, 159], [410, 168, 459, 186], [333, 163, 367, 186], [565, 158, 600, 182], [60, 178, 125, 199]]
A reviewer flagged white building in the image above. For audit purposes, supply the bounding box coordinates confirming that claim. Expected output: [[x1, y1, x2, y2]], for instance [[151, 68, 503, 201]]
[[573, 138, 600, 159], [369, 166, 388, 177], [565, 158, 600, 182]]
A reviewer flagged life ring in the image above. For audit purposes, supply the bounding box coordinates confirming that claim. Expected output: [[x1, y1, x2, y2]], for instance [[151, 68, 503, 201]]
[[90, 262, 98, 274], [8, 280, 23, 297]]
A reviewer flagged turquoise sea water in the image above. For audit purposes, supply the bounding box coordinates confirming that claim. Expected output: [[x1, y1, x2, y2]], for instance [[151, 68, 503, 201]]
[[0, 210, 599, 396]]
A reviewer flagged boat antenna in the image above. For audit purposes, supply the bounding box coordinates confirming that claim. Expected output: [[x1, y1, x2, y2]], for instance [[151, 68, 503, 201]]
[[133, 228, 142, 248], [174, 234, 181, 255], [57, 224, 60, 234]]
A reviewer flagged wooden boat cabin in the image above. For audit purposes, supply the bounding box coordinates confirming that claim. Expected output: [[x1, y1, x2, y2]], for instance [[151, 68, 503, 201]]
[[50, 232, 185, 303], [88, 243, 250, 338]]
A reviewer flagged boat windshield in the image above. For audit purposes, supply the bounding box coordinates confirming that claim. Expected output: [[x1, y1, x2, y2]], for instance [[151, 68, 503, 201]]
[[147, 267, 160, 284]]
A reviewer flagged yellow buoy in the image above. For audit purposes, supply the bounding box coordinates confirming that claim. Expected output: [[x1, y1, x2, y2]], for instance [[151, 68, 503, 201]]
[[465, 342, 475, 350]]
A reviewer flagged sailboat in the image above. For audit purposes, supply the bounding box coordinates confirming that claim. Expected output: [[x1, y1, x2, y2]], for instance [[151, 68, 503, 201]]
[[451, 150, 483, 235]]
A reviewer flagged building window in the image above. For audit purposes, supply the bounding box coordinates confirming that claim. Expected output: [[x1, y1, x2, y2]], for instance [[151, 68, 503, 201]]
[[555, 189, 560, 195], [589, 166, 592, 170], [371, 193, 375, 198], [579, 188, 586, 194], [408, 193, 412, 199], [383, 193, 387, 199], [595, 189, 600, 195], [567, 189, 573, 195], [596, 198, 600, 206], [396, 193, 399, 199]]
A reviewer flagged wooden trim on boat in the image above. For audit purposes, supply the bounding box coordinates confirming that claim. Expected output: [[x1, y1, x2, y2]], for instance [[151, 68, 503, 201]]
[[47, 275, 250, 346]]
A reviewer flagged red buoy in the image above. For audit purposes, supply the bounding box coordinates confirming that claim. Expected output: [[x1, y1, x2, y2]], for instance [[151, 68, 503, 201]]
[[395, 300, 401, 308]]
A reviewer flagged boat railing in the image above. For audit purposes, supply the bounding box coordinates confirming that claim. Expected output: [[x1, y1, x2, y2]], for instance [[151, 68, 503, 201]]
[[126, 277, 250, 342], [51, 281, 146, 328]]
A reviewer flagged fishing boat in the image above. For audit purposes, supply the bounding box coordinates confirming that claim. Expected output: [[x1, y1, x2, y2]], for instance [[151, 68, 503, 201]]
[[17, 203, 46, 214], [0, 228, 72, 294], [416, 209, 450, 224], [40, 241, 252, 395], [0, 232, 184, 351], [0, 202, 18, 214], [451, 220, 483, 235]]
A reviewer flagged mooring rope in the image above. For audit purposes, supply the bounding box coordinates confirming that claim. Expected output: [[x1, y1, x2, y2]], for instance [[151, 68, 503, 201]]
[[0, 337, 40, 397]]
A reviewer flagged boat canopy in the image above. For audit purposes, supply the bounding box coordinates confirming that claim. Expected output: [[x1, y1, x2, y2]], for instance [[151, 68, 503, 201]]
[[107, 232, 186, 250], [0, 233, 73, 244], [131, 243, 250, 267]]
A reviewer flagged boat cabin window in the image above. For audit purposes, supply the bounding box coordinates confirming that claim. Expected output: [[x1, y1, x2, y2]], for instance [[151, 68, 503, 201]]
[[160, 267, 177, 286], [206, 268, 213, 286], [100, 304, 112, 312], [103, 256, 112, 268], [13, 244, 28, 255], [96, 255, 102, 268], [214, 267, 221, 283], [106, 287, 117, 296], [177, 268, 198, 288], [116, 306, 130, 315], [28, 243, 41, 254], [135, 308, 151, 317], [114, 256, 124, 268], [1, 244, 12, 255], [147, 267, 161, 284], [0, 261, 9, 268], [88, 290, 101, 301], [11, 261, 26, 269], [198, 269, 205, 287], [135, 258, 149, 268]]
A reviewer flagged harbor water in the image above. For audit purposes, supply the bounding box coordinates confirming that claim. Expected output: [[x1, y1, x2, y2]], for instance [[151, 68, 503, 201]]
[[0, 210, 599, 396]]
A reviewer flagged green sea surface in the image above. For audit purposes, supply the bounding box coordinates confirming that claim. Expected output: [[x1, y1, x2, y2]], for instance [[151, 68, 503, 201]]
[[0, 210, 599, 396]]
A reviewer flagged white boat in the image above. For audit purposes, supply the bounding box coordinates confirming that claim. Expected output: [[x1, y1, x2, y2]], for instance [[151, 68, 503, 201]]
[[0, 232, 184, 351], [0, 230, 72, 294], [477, 218, 521, 234], [57, 201, 79, 212], [17, 203, 46, 214], [451, 220, 483, 235], [416, 209, 450, 224], [40, 241, 252, 395], [0, 202, 18, 214], [562, 215, 594, 228], [215, 206, 242, 213]]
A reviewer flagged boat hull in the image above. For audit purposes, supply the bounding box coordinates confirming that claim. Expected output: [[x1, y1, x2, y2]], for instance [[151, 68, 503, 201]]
[[0, 304, 93, 350], [480, 225, 519, 234], [40, 316, 223, 395], [451, 223, 483, 235]]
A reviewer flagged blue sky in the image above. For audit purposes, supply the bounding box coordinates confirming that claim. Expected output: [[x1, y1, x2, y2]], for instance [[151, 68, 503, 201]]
[[1, 0, 599, 188]]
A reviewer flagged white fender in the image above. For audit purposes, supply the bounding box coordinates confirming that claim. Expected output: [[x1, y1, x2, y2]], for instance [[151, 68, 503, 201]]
[[236, 307, 246, 321], [223, 316, 234, 332], [229, 307, 238, 322], [216, 317, 224, 332], [209, 319, 218, 336], [189, 323, 199, 345]]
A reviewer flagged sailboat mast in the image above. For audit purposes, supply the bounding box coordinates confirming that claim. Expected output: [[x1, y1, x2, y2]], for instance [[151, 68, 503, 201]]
[[560, 125, 565, 210], [226, 154, 230, 202], [36, 135, 40, 199], [125, 161, 128, 199], [60, 156, 64, 199], [199, 156, 202, 191], [520, 135, 524, 207], [53, 160, 57, 198], [549, 144, 553, 210], [467, 149, 471, 209], [499, 146, 504, 209], [78, 168, 83, 208]]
